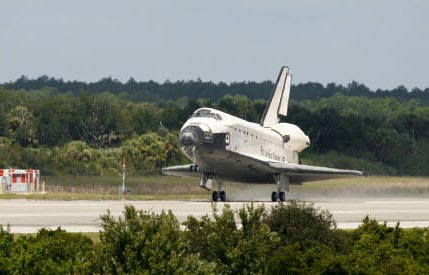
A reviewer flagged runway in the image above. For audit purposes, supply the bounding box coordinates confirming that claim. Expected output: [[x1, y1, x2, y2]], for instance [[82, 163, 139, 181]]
[[1, 198, 429, 233]]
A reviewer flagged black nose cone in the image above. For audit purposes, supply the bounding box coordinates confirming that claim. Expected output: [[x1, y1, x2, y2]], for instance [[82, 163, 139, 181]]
[[180, 132, 197, 146], [179, 126, 204, 146]]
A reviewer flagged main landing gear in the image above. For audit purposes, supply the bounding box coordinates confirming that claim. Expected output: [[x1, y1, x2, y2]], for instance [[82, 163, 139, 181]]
[[271, 191, 286, 202], [271, 173, 289, 202], [212, 190, 226, 202], [199, 172, 226, 202], [212, 176, 226, 202]]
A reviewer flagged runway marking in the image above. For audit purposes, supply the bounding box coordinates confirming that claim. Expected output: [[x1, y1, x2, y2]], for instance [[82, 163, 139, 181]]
[[0, 212, 122, 217], [337, 221, 429, 229], [330, 210, 429, 214], [9, 225, 102, 234]]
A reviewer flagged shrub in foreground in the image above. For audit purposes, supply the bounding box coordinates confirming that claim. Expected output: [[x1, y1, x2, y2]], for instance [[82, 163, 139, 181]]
[[265, 201, 340, 250], [2, 202, 429, 274], [4, 227, 93, 274], [90, 205, 216, 274]]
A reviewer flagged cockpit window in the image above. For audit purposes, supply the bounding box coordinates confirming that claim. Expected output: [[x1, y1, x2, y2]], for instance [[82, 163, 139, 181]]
[[191, 110, 222, 120]]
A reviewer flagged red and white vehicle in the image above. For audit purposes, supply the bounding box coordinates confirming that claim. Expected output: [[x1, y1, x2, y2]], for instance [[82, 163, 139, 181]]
[[0, 169, 40, 193]]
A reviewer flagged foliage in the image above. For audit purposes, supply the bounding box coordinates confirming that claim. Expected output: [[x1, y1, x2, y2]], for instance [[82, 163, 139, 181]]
[[5, 75, 429, 103], [90, 205, 217, 274], [184, 203, 279, 274], [265, 201, 341, 250], [1, 79, 429, 175], [2, 204, 429, 273], [5, 227, 93, 274], [0, 226, 13, 274], [344, 217, 428, 273]]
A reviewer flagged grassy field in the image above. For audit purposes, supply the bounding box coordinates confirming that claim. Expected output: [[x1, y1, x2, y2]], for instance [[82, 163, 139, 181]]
[[43, 175, 204, 194], [1, 175, 429, 200], [0, 175, 208, 200], [290, 176, 429, 198]]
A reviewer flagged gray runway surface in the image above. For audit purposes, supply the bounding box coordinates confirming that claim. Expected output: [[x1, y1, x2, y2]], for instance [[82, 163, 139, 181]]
[[1, 198, 429, 233]]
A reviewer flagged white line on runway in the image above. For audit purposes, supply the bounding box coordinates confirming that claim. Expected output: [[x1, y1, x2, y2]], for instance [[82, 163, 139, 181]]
[[2, 199, 429, 233], [0, 213, 122, 217]]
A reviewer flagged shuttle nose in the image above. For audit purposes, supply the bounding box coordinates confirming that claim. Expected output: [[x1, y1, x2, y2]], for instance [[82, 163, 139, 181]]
[[179, 125, 204, 146], [180, 132, 198, 146]]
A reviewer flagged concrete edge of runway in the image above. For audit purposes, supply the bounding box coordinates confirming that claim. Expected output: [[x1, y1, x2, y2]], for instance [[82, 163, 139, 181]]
[[8, 221, 429, 234], [3, 199, 429, 233]]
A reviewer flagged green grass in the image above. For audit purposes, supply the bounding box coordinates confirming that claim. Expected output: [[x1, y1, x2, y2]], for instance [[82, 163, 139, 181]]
[[301, 151, 397, 175], [2, 175, 429, 200], [43, 175, 205, 194], [0, 175, 208, 200], [290, 176, 429, 197], [0, 192, 208, 201]]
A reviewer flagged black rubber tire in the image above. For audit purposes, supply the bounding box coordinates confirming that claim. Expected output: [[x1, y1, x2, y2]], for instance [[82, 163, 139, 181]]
[[220, 191, 226, 202], [212, 191, 219, 202], [271, 191, 278, 202], [279, 191, 286, 202]]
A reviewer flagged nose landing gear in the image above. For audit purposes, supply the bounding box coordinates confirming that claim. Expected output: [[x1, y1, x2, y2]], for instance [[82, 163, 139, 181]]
[[199, 172, 226, 202]]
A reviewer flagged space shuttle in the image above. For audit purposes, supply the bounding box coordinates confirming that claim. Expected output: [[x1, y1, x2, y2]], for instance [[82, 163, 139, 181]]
[[162, 67, 362, 202]]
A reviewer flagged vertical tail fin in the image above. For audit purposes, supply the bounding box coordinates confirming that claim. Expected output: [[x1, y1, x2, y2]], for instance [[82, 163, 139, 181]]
[[260, 66, 292, 127]]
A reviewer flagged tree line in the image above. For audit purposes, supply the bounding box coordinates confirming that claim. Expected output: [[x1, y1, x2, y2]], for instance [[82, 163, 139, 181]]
[[1, 77, 429, 176], [1, 202, 429, 274], [4, 75, 429, 103]]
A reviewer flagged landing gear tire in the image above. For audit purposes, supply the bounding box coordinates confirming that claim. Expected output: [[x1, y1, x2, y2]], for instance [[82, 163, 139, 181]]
[[220, 191, 226, 202], [271, 191, 286, 202], [271, 191, 278, 202], [212, 191, 219, 202], [273, 173, 289, 202], [279, 191, 286, 202]]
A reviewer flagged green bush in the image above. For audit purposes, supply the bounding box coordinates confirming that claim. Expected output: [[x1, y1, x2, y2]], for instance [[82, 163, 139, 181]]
[[265, 201, 342, 250], [91, 205, 216, 274], [7, 228, 93, 274], [0, 226, 13, 274], [184, 203, 279, 274], [2, 204, 429, 273]]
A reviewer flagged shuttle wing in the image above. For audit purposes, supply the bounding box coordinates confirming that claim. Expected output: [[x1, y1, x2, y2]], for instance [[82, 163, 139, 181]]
[[235, 152, 363, 183], [162, 164, 199, 177], [163, 152, 363, 184], [267, 161, 363, 182]]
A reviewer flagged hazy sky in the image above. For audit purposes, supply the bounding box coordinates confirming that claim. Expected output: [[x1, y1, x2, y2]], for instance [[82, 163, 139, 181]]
[[1, 0, 428, 90]]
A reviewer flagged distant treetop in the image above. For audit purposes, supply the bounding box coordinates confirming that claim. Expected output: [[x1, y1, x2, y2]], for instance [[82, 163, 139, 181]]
[[2, 75, 429, 104]]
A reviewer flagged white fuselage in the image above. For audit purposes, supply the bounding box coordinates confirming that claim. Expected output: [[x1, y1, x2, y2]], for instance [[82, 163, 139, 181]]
[[179, 108, 310, 168], [165, 67, 362, 194]]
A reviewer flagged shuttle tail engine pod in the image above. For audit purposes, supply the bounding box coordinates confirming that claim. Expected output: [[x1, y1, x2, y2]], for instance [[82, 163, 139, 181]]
[[272, 123, 310, 152]]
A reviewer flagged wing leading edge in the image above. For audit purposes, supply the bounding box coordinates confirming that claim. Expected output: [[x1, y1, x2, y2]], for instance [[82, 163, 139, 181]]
[[233, 151, 363, 183], [268, 161, 363, 183]]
